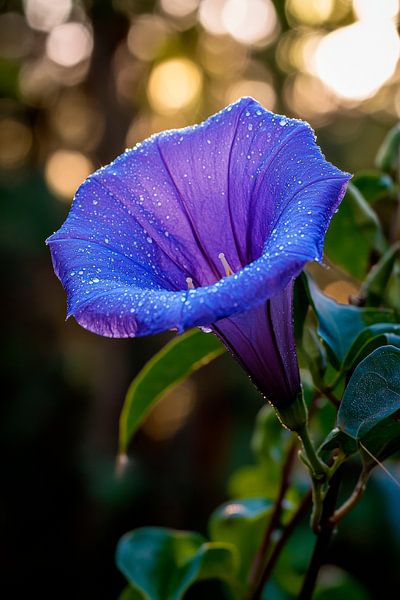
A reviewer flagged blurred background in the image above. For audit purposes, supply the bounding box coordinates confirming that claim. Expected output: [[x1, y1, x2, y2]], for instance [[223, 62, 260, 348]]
[[1, 0, 399, 598]]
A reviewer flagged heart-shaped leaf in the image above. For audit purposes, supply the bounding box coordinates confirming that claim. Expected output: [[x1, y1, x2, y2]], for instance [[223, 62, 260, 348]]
[[340, 324, 400, 375], [360, 243, 400, 307], [209, 498, 273, 582], [317, 428, 358, 464], [305, 274, 395, 368], [352, 170, 395, 204], [116, 527, 240, 600], [338, 346, 400, 440]]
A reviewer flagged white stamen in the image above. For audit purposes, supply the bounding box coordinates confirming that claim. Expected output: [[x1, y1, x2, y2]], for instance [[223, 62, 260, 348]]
[[218, 252, 234, 276], [186, 277, 194, 289]]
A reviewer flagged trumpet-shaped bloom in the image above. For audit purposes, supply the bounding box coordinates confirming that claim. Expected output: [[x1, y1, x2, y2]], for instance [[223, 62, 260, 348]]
[[47, 97, 350, 407]]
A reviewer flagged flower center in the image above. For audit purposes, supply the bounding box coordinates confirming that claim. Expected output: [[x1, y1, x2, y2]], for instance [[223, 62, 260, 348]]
[[186, 253, 234, 290], [218, 252, 234, 277]]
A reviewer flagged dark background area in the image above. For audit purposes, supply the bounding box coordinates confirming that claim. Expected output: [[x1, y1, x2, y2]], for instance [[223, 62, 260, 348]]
[[1, 0, 400, 597]]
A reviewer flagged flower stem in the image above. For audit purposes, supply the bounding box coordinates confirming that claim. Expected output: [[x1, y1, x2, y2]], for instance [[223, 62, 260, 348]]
[[246, 440, 298, 597], [330, 466, 370, 524], [298, 470, 343, 600], [296, 423, 328, 480], [249, 490, 313, 599]]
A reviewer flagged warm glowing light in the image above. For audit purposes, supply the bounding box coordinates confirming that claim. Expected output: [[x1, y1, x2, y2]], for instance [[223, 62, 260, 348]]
[[0, 119, 33, 169], [127, 15, 169, 61], [45, 150, 93, 200], [286, 0, 334, 25], [277, 31, 323, 73], [199, 33, 248, 77], [284, 73, 337, 124], [313, 21, 400, 101], [50, 90, 104, 149], [226, 79, 276, 109], [126, 113, 188, 147], [24, 0, 72, 32], [160, 0, 200, 18], [222, 0, 278, 46], [19, 58, 59, 106], [147, 58, 202, 114], [353, 0, 399, 21], [141, 380, 196, 441], [46, 23, 93, 68], [324, 281, 360, 304], [198, 0, 227, 35]]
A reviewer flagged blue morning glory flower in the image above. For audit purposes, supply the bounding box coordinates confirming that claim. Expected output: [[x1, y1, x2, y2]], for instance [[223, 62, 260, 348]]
[[47, 97, 350, 410]]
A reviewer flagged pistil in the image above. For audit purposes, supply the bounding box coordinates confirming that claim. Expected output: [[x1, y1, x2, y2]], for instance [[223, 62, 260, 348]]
[[218, 252, 234, 277]]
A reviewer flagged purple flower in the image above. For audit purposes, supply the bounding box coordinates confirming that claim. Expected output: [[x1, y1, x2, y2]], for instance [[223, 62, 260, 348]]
[[47, 98, 350, 412]]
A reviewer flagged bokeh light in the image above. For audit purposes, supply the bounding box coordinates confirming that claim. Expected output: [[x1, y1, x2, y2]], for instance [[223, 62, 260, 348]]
[[222, 0, 278, 46], [353, 0, 399, 21], [45, 150, 93, 200], [24, 0, 72, 33], [141, 380, 197, 441], [284, 73, 338, 125], [147, 58, 203, 114], [313, 20, 400, 101], [199, 0, 278, 46], [198, 0, 227, 35], [46, 23, 93, 68], [160, 0, 200, 19], [198, 33, 249, 78], [127, 15, 170, 62], [0, 118, 33, 169], [19, 58, 60, 106], [286, 0, 334, 25], [225, 79, 276, 109], [49, 90, 104, 150]]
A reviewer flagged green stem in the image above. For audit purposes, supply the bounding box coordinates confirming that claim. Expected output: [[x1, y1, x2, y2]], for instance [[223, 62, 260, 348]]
[[330, 466, 370, 524], [249, 490, 313, 599], [298, 470, 343, 600], [296, 423, 329, 480], [246, 441, 298, 597]]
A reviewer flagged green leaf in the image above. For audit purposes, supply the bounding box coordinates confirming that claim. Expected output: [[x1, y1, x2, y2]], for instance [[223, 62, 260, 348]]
[[119, 329, 225, 453], [376, 123, 400, 174], [116, 527, 240, 600], [340, 324, 400, 375], [324, 183, 386, 279], [227, 464, 278, 499], [302, 325, 327, 386], [359, 243, 400, 307], [386, 261, 400, 314], [360, 417, 400, 466], [251, 406, 290, 468], [317, 428, 358, 464], [352, 170, 395, 204], [305, 274, 396, 368], [209, 498, 273, 582], [225, 406, 291, 499], [314, 567, 369, 600], [338, 346, 400, 440], [119, 586, 145, 600]]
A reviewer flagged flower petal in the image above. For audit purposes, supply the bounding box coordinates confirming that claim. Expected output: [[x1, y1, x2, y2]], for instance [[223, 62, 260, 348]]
[[213, 283, 300, 408], [47, 97, 350, 338]]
